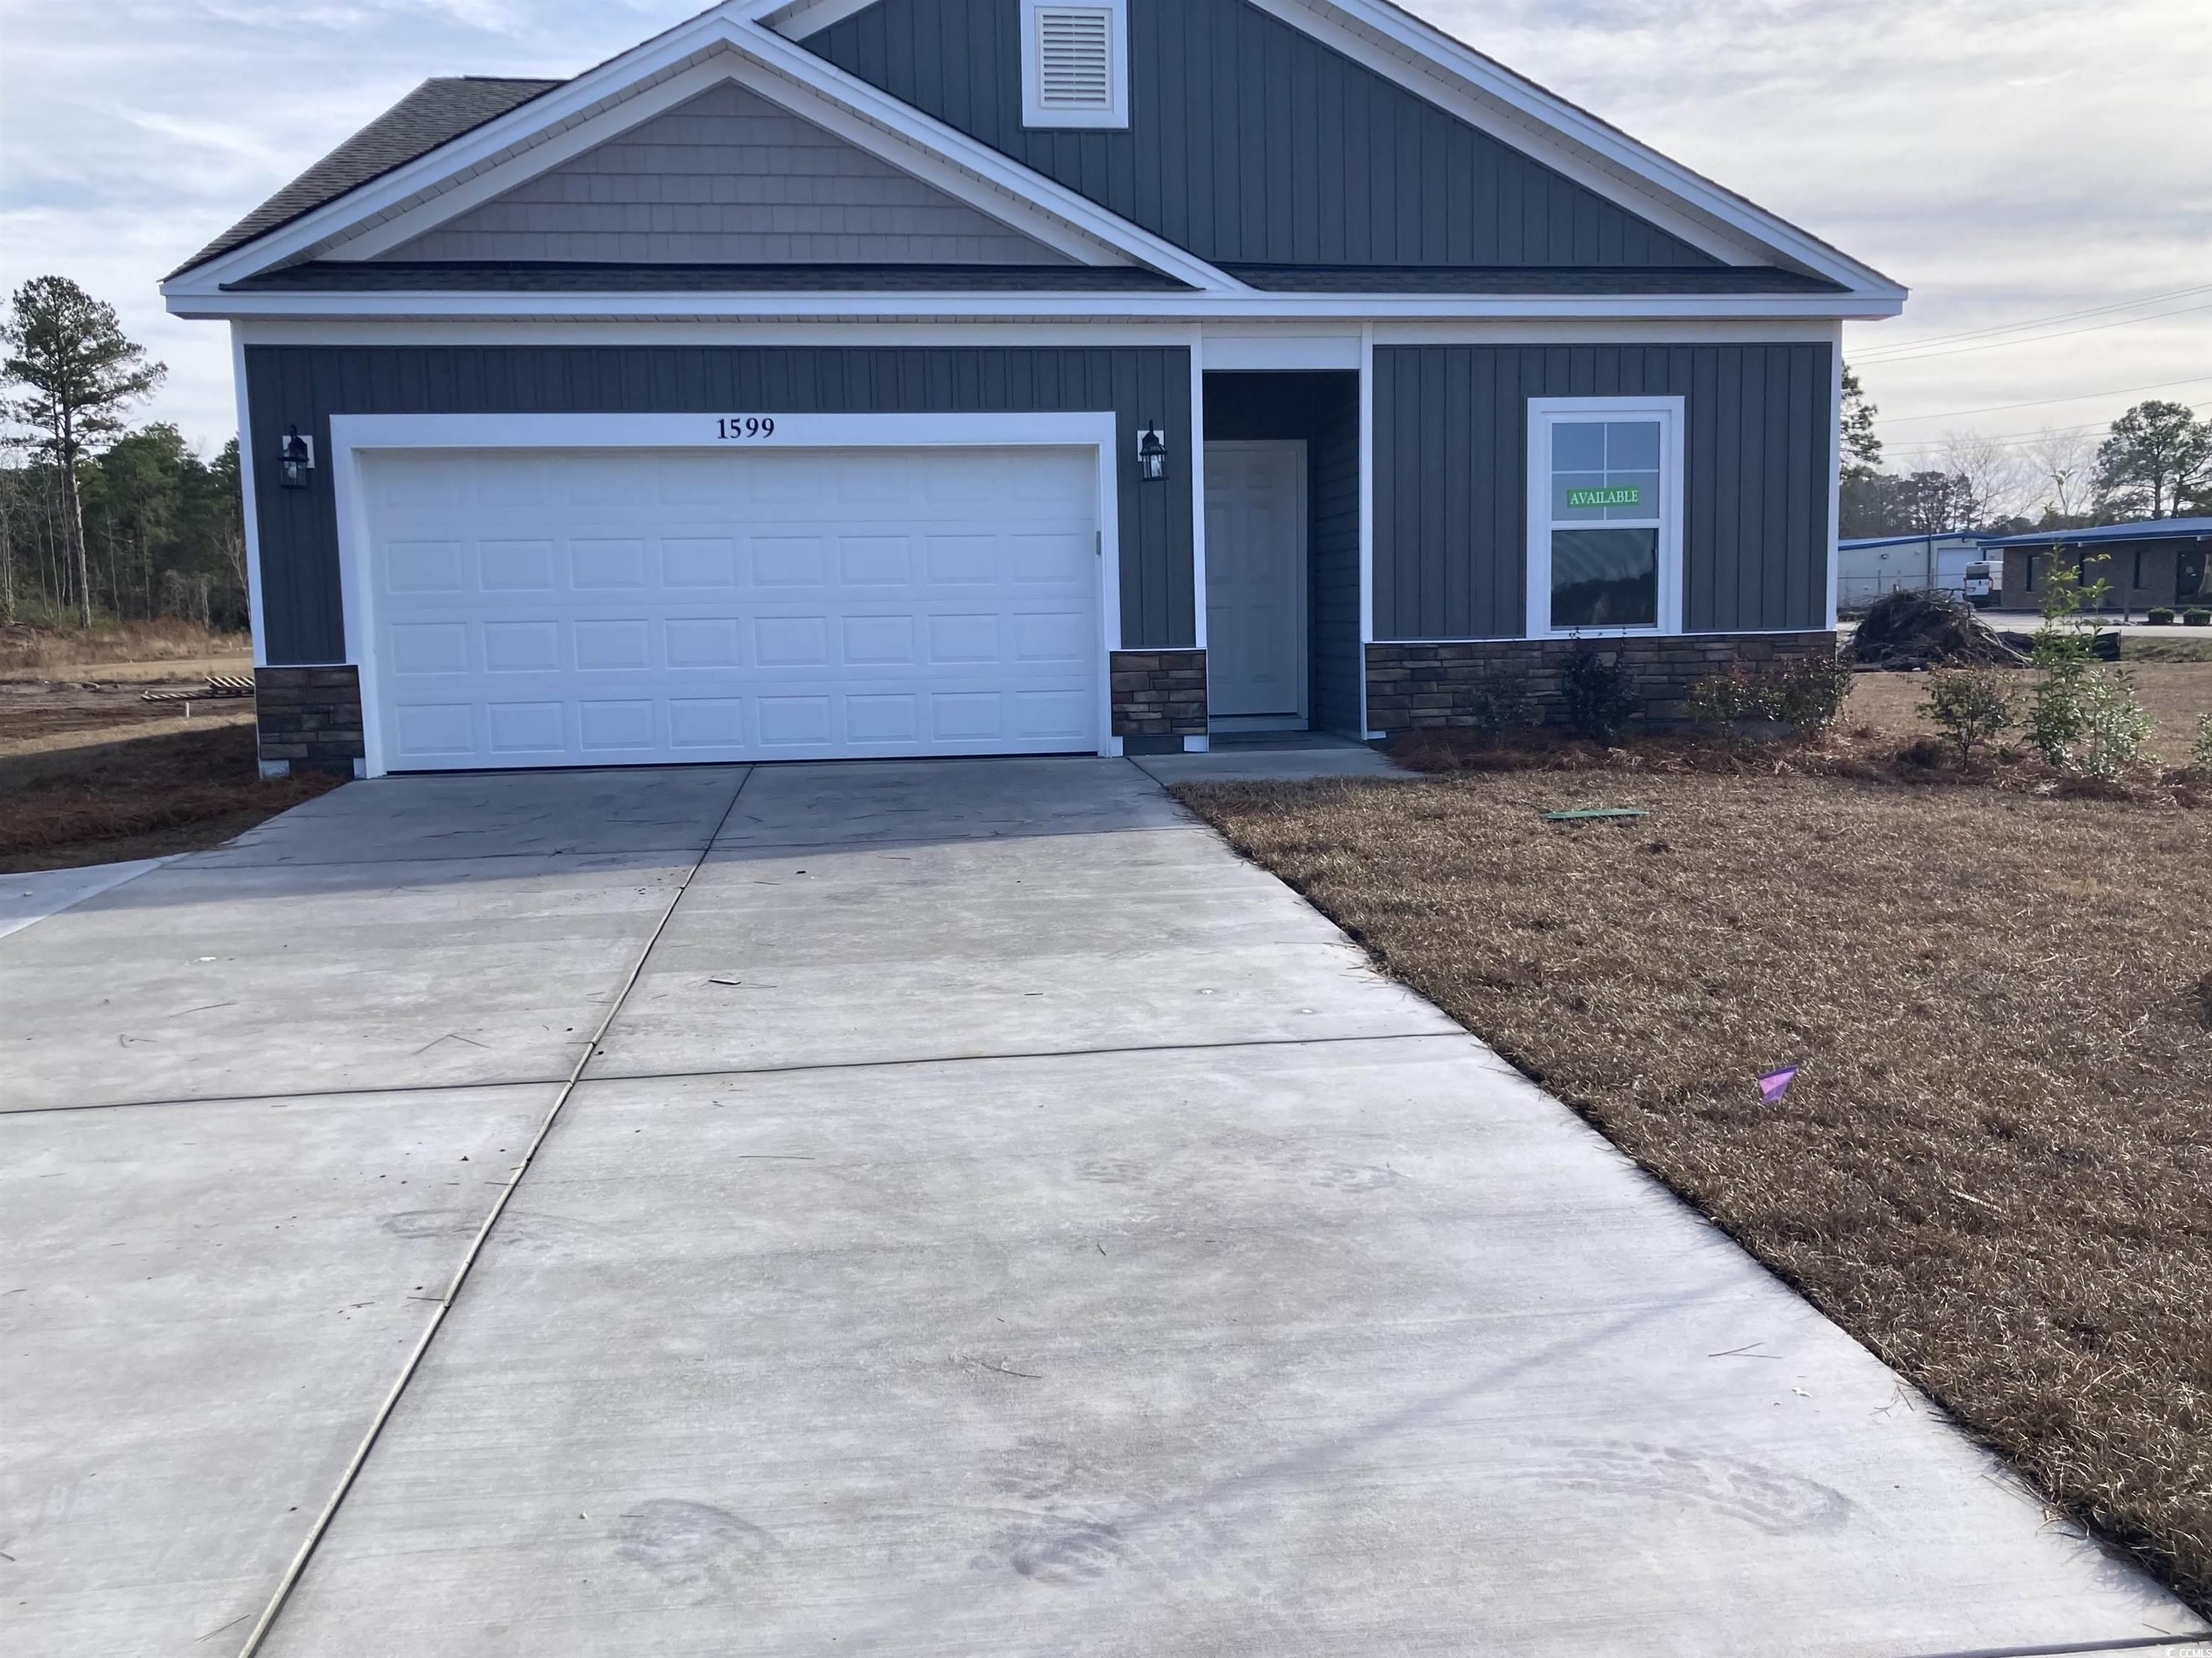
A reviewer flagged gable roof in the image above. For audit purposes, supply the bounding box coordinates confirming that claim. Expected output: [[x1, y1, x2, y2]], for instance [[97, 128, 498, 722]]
[[174, 77, 562, 277], [166, 0, 1905, 315]]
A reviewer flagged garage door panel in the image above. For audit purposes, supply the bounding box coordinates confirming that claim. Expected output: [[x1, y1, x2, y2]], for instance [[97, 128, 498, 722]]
[[363, 445, 1102, 771]]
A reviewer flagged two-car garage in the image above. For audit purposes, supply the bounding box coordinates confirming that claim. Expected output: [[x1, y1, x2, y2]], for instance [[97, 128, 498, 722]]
[[338, 415, 1115, 774]]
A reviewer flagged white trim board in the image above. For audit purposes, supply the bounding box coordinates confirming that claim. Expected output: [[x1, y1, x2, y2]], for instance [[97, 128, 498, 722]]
[[172, 290, 1902, 324], [228, 318, 1858, 349], [324, 409, 1126, 776]]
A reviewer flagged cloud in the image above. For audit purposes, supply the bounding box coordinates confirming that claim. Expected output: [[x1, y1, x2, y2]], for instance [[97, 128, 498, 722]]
[[3, 0, 2206, 463]]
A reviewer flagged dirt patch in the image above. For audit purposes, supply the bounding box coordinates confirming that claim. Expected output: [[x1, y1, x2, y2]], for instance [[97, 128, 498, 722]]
[[1173, 768, 2212, 1614], [0, 721, 341, 873], [0, 679, 256, 754]]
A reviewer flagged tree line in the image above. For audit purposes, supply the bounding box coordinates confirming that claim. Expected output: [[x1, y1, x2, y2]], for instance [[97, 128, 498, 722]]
[[1, 276, 248, 632], [1840, 367, 2211, 539]]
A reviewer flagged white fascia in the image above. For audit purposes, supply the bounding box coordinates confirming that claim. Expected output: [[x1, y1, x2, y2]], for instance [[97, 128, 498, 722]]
[[1241, 0, 1908, 303], [171, 289, 1904, 323], [161, 5, 1244, 301], [755, 0, 881, 36]]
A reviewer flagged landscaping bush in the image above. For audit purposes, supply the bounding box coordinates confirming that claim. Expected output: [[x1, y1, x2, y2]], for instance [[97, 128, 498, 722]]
[[2146, 607, 2177, 626], [1685, 665, 1767, 727], [1462, 666, 1539, 742], [2187, 609, 2211, 627], [1772, 653, 1856, 732], [2193, 713, 2212, 776], [1687, 654, 1854, 735], [2021, 557, 2154, 778], [1560, 642, 1638, 741], [1917, 667, 2014, 766], [2070, 670, 2156, 782]]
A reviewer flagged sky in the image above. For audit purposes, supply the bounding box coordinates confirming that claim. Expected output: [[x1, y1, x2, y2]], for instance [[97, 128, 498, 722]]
[[3, 0, 2208, 508]]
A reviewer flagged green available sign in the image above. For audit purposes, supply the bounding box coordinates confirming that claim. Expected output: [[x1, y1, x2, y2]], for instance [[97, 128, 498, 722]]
[[1568, 485, 1643, 509]]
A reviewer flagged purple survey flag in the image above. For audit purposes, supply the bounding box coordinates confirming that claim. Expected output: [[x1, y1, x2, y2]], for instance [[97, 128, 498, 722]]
[[1758, 1067, 1800, 1103]]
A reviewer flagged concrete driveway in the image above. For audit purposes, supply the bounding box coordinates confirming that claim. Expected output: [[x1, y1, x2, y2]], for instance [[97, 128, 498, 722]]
[[4, 759, 2203, 1658]]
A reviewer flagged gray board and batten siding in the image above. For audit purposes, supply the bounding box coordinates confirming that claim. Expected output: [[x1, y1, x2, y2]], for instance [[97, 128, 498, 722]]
[[379, 81, 1074, 267], [804, 0, 1722, 271], [1373, 343, 1835, 641], [243, 345, 1193, 666]]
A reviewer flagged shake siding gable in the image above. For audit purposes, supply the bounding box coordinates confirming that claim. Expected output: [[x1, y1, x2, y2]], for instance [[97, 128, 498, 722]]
[[380, 81, 1071, 266], [804, 0, 1722, 269]]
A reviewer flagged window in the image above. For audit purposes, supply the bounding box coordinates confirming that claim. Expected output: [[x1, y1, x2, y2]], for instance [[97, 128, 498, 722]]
[[1527, 397, 1685, 637], [1021, 0, 1128, 130]]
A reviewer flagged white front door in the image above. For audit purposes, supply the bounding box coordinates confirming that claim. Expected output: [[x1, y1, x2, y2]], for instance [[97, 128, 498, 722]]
[[1203, 441, 1307, 725], [359, 444, 1102, 772]]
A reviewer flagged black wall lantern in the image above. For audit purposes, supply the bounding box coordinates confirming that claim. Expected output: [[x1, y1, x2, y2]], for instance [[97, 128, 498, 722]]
[[1136, 422, 1169, 483], [278, 426, 315, 489]]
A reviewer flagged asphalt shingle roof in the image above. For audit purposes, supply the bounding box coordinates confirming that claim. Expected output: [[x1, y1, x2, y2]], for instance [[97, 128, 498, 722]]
[[171, 76, 564, 278]]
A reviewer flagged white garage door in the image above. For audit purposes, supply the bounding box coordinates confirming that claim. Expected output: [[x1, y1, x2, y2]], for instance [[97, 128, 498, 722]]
[[359, 444, 1102, 771]]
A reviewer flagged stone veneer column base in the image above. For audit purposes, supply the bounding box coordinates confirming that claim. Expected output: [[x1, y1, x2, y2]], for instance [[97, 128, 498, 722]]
[[1110, 649, 1208, 752], [256, 666, 367, 777], [1365, 633, 1840, 732]]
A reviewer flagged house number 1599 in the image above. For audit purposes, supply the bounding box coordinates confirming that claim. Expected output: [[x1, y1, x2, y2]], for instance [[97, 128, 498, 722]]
[[716, 416, 776, 440]]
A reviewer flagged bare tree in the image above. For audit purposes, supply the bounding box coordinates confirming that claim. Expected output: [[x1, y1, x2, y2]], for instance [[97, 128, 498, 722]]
[[1, 277, 165, 627], [2022, 427, 2098, 524], [1937, 429, 2032, 529]]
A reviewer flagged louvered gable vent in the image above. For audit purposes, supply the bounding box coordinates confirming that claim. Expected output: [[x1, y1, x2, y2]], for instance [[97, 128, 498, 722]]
[[1037, 9, 1112, 109], [1021, 0, 1128, 129]]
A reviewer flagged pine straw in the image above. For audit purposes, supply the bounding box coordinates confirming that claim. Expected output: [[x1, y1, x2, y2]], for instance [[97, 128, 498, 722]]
[[1173, 767, 2212, 1614], [0, 721, 340, 871]]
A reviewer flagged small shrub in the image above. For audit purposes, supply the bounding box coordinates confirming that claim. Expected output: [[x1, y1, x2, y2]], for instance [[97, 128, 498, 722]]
[[1560, 641, 1638, 741], [2070, 669, 2154, 782], [1464, 666, 1539, 742], [2187, 608, 2212, 627], [2025, 655, 2092, 766], [1918, 667, 2014, 766], [2191, 712, 2212, 776], [1686, 666, 1767, 727], [1685, 653, 1853, 735], [2146, 606, 2176, 626], [1772, 653, 1856, 733]]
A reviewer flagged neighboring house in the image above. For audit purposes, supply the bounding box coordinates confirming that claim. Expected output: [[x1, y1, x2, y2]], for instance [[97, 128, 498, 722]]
[[1984, 519, 2212, 614], [163, 0, 1905, 778], [1837, 534, 1987, 610]]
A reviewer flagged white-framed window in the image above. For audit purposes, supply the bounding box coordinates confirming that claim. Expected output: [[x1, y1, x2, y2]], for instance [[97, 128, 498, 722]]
[[1525, 395, 1686, 638], [1021, 0, 1129, 130]]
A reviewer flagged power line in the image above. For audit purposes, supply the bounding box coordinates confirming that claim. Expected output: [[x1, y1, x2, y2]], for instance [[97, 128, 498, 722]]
[[1881, 399, 2212, 457], [1848, 282, 2212, 357], [1853, 302, 2212, 365], [1874, 375, 2212, 425]]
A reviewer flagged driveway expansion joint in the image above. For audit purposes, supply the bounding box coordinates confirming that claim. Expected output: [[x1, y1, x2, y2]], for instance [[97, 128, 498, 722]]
[[228, 768, 756, 1658]]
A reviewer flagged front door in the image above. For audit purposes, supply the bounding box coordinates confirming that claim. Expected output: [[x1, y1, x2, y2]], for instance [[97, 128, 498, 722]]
[[1204, 441, 1308, 726]]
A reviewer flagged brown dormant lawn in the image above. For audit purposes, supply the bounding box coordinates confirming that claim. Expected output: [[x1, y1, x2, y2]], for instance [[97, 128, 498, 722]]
[[1173, 764, 2211, 1614]]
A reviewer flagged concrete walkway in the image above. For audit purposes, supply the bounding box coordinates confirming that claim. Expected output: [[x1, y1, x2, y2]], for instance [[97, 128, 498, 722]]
[[2, 760, 2203, 1658]]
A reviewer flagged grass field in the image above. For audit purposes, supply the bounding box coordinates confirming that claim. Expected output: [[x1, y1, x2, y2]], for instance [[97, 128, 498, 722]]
[[1844, 660, 2211, 765], [1174, 763, 2212, 1614]]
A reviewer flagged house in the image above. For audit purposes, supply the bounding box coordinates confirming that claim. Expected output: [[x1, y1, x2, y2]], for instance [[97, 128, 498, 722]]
[[1981, 519, 2212, 615], [1836, 533, 1987, 611], [162, 0, 1905, 778]]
